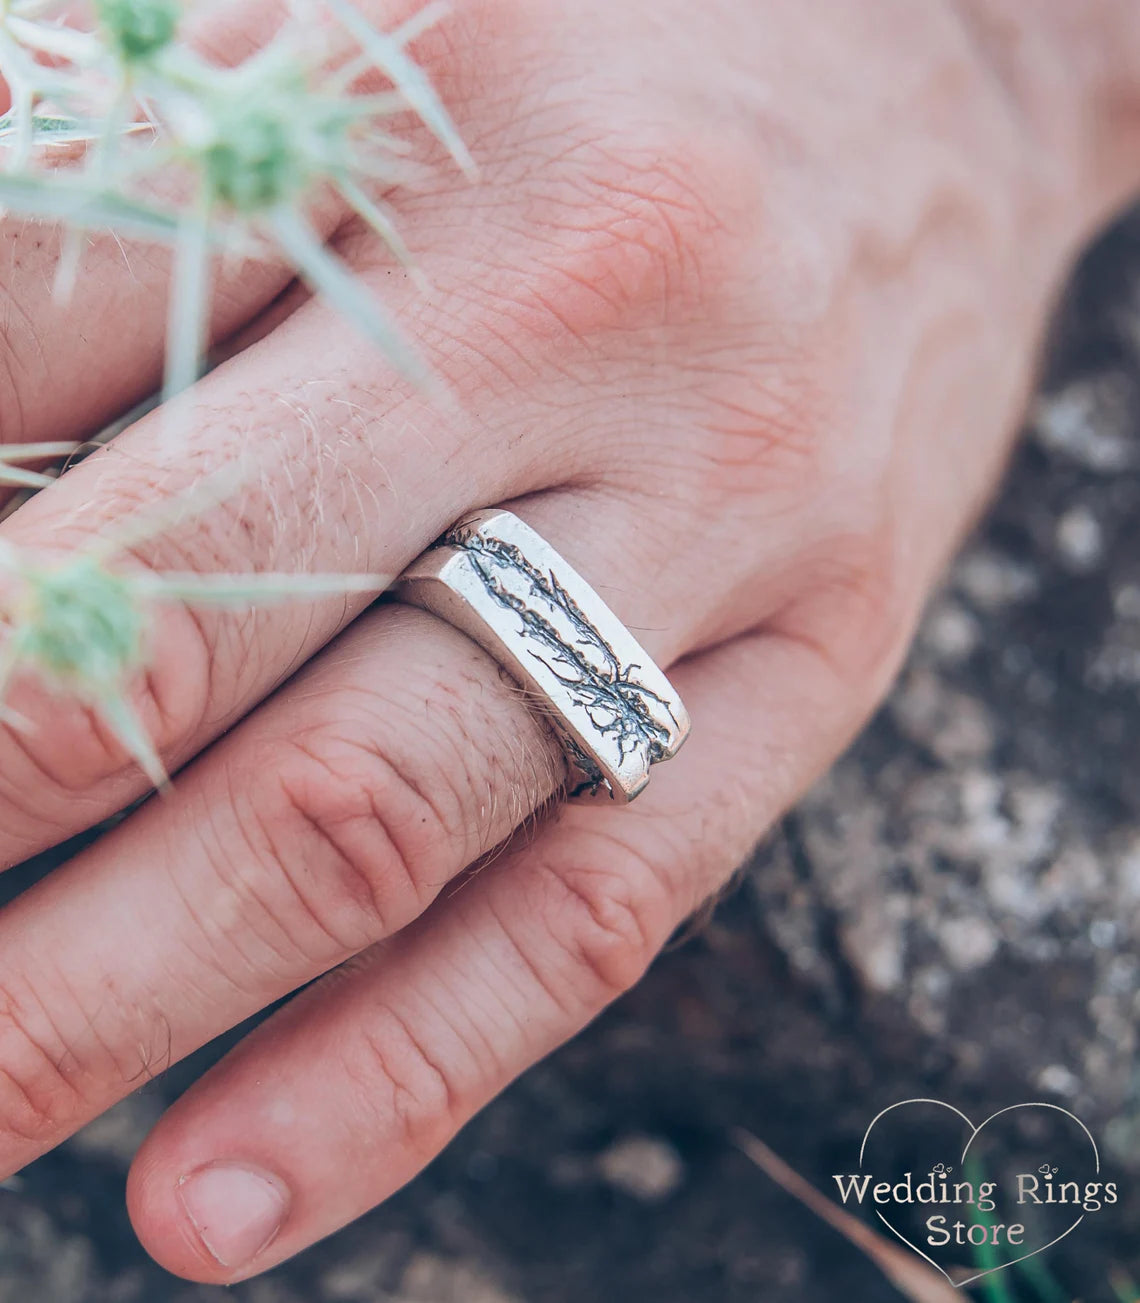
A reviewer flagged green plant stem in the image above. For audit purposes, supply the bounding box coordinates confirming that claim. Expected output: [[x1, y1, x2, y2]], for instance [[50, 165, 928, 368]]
[[163, 191, 213, 402]]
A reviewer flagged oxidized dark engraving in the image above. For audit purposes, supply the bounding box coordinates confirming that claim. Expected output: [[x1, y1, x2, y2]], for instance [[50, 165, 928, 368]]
[[445, 524, 679, 793]]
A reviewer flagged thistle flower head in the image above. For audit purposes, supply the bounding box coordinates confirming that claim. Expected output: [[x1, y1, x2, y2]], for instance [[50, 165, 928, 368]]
[[192, 58, 314, 211], [179, 50, 381, 214], [0, 529, 389, 787], [0, 0, 475, 398], [94, 0, 180, 64], [8, 553, 144, 689]]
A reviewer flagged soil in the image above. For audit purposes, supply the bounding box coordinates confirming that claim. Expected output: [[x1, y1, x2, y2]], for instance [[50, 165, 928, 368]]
[[3, 209, 1140, 1303]]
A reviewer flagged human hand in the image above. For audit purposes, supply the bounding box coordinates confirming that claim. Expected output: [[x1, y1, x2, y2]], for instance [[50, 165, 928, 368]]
[[0, 0, 1136, 1281]]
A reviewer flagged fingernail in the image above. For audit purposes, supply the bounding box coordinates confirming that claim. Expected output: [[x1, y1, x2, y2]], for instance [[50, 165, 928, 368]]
[[177, 1162, 289, 1269]]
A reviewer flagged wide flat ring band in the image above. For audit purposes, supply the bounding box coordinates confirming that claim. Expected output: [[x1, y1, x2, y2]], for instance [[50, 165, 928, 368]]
[[392, 508, 690, 803]]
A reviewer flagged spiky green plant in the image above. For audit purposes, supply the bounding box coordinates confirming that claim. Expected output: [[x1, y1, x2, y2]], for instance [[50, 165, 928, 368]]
[[0, 530, 389, 786], [0, 0, 473, 397], [0, 0, 472, 786]]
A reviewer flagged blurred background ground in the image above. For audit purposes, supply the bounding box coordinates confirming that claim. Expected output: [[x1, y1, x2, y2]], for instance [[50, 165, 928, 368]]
[[4, 209, 1140, 1302]]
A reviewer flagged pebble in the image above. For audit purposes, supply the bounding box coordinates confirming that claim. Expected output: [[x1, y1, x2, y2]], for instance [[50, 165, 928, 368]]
[[597, 1135, 685, 1202], [1055, 505, 1104, 571], [1036, 1064, 1083, 1098], [1033, 373, 1137, 472], [938, 917, 1001, 971], [954, 548, 1038, 609]]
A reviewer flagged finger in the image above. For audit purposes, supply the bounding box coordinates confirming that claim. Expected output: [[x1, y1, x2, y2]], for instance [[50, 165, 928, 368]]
[[0, 482, 758, 1175], [124, 621, 877, 1281]]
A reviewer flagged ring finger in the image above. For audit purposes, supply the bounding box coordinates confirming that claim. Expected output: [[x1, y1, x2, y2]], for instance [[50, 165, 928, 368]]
[[0, 485, 712, 1179]]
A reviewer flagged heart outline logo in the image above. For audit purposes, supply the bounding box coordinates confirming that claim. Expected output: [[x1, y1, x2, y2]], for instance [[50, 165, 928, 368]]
[[858, 1098, 1099, 1289]]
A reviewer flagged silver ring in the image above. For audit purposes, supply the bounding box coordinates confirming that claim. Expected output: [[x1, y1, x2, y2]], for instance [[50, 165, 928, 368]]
[[393, 508, 690, 803]]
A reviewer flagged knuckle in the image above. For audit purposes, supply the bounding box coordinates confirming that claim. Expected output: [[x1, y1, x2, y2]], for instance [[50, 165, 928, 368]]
[[342, 1004, 461, 1158], [535, 832, 675, 1003], [487, 119, 748, 352], [0, 499, 219, 817], [0, 597, 209, 800], [0, 976, 172, 1147], [233, 730, 453, 958], [0, 993, 80, 1146]]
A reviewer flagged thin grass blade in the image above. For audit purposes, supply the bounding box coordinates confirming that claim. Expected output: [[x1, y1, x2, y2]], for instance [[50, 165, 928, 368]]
[[0, 640, 30, 733], [85, 464, 251, 563], [391, 0, 450, 48], [0, 537, 23, 571], [958, 1158, 1021, 1303], [5, 81, 35, 169], [1012, 1253, 1072, 1303], [52, 223, 88, 302], [0, 441, 80, 488], [733, 1130, 962, 1303], [0, 109, 129, 145], [0, 464, 54, 489], [0, 701, 32, 732], [6, 13, 100, 61]]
